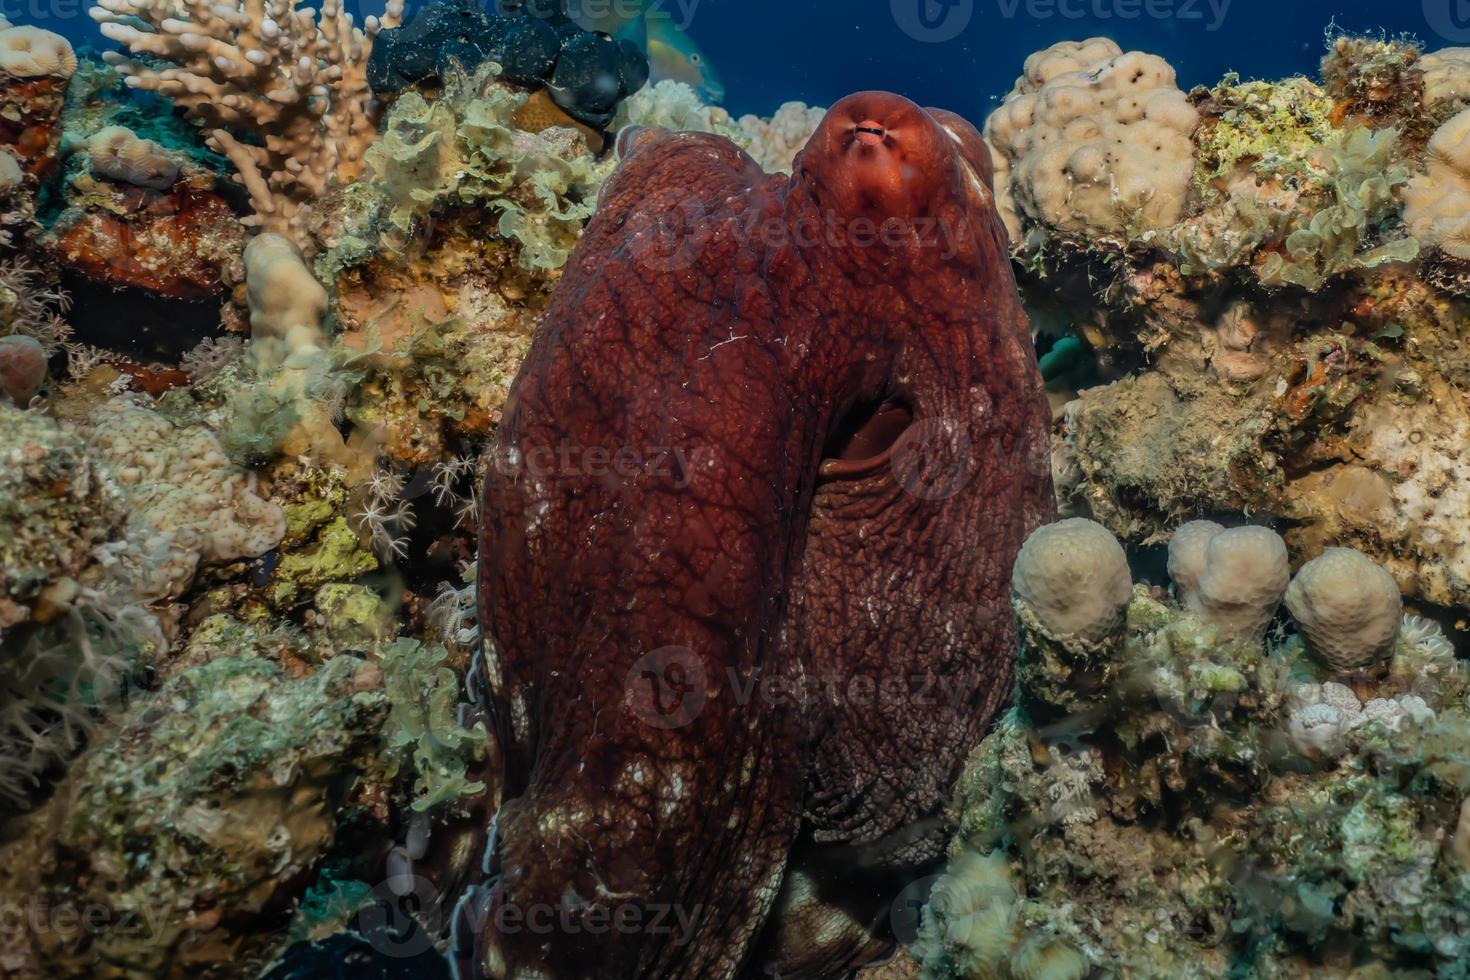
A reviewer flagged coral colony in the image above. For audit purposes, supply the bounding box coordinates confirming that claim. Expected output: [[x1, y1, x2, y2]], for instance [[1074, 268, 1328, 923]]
[[0, 0, 1467, 977]]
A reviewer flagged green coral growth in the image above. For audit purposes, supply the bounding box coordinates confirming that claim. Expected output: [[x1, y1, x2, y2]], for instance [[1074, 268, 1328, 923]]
[[362, 65, 612, 273], [271, 516, 379, 608], [1190, 76, 1337, 208], [376, 638, 486, 812], [1254, 125, 1419, 290]]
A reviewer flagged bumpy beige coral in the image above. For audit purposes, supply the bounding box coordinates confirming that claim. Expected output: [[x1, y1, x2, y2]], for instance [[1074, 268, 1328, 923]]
[[1171, 523, 1289, 643], [244, 233, 327, 369], [1421, 47, 1470, 107], [0, 25, 77, 78], [984, 37, 1198, 241], [1285, 547, 1402, 672], [738, 101, 827, 173], [1012, 517, 1132, 643], [1403, 108, 1470, 259], [87, 125, 178, 191], [90, 0, 403, 245], [1165, 519, 1224, 599], [87, 397, 287, 600]]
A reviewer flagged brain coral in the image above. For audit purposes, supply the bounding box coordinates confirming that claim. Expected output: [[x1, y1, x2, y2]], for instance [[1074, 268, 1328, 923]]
[[1285, 547, 1403, 672], [984, 37, 1199, 241], [1403, 107, 1470, 259], [0, 25, 77, 78]]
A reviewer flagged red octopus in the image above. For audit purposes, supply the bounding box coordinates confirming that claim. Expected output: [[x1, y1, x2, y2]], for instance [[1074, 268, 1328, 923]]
[[466, 91, 1055, 979]]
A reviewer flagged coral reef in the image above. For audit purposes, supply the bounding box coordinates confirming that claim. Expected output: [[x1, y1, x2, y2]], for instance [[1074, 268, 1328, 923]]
[[1005, 34, 1470, 615], [985, 38, 1199, 241], [90, 0, 403, 245], [2, 8, 1468, 978], [920, 518, 1470, 979]]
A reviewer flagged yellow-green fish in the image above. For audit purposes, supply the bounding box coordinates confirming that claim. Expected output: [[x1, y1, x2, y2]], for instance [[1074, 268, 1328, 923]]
[[566, 0, 724, 103]]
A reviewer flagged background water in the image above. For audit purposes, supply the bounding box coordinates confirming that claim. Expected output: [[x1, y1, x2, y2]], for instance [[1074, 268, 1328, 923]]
[[26, 0, 1456, 121]]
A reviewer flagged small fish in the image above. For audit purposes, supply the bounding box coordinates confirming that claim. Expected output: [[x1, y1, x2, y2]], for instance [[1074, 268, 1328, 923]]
[[565, 0, 724, 103], [643, 10, 724, 104]]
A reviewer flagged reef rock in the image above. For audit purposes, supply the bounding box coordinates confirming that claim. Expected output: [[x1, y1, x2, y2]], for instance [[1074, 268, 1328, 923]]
[[922, 530, 1470, 978]]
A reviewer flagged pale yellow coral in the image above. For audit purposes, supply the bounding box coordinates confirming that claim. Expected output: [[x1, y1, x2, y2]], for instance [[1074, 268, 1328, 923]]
[[738, 101, 827, 173], [1012, 517, 1132, 643], [1421, 47, 1470, 108], [985, 38, 1198, 241], [87, 398, 287, 601], [244, 233, 328, 369], [90, 0, 403, 247], [1171, 523, 1289, 644], [87, 125, 179, 191], [1285, 548, 1403, 673], [0, 25, 77, 79]]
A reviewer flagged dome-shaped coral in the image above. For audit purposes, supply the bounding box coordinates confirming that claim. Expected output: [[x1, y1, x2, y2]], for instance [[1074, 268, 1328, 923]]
[[1403, 108, 1470, 260], [1171, 523, 1289, 643], [1009, 933, 1090, 980], [1166, 519, 1225, 599], [0, 334, 45, 405], [0, 25, 77, 78], [1285, 547, 1402, 672], [87, 126, 179, 191], [1012, 517, 1132, 643], [985, 38, 1198, 241]]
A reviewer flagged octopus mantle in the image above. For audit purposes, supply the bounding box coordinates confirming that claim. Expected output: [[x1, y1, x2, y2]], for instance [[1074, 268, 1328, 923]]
[[468, 91, 1055, 979]]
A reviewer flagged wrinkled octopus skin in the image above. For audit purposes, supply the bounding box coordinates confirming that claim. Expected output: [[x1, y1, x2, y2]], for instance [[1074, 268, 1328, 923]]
[[464, 91, 1055, 979]]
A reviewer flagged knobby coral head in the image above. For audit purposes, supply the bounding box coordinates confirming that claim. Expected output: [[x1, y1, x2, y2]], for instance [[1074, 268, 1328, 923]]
[[465, 88, 1053, 980]]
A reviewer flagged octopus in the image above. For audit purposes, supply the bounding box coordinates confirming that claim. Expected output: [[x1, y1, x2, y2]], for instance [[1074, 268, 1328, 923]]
[[463, 91, 1055, 979]]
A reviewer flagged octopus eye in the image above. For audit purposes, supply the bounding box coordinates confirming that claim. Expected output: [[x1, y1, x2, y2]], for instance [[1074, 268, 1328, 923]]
[[853, 121, 887, 146]]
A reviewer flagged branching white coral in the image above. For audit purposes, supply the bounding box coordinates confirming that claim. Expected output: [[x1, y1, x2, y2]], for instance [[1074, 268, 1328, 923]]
[[354, 466, 415, 560], [90, 0, 403, 245]]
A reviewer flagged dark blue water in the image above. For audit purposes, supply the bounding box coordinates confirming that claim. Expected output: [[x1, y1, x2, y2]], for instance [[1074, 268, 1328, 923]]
[[29, 0, 1444, 121]]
